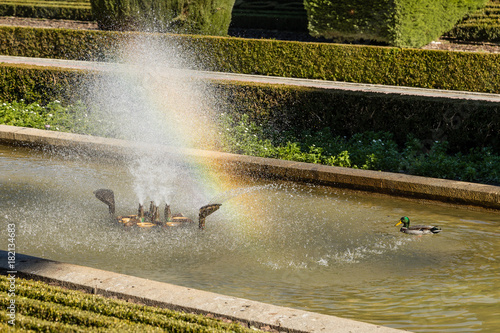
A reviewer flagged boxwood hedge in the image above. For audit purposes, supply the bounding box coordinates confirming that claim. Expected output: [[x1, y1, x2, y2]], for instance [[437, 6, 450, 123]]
[[1, 26, 500, 93]]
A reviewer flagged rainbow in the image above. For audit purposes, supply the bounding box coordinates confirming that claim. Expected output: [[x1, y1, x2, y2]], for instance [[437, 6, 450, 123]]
[[95, 35, 269, 227]]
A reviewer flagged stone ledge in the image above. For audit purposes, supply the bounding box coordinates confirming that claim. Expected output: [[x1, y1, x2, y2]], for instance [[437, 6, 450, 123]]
[[0, 251, 407, 333], [1, 124, 499, 210]]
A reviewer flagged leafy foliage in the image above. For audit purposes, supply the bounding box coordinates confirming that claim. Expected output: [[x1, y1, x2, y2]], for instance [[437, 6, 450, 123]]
[[90, 0, 235, 35], [2, 27, 500, 94], [0, 1, 92, 20], [445, 1, 500, 42], [218, 113, 500, 185], [1, 99, 499, 185], [0, 99, 105, 134]]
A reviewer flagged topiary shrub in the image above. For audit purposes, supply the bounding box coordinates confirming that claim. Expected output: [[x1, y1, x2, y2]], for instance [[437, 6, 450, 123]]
[[304, 0, 488, 47], [90, 0, 236, 35]]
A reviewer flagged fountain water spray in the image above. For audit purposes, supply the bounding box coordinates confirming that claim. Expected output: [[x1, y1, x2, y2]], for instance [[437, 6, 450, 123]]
[[84, 32, 225, 214]]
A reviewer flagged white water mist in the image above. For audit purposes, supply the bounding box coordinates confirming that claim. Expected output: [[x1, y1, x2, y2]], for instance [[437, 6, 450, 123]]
[[83, 32, 222, 207]]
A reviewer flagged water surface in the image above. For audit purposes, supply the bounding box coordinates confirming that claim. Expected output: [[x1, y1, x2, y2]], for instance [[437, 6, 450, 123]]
[[1, 144, 498, 332]]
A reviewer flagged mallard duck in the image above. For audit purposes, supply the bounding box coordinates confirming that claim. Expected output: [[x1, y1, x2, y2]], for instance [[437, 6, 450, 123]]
[[395, 216, 441, 235]]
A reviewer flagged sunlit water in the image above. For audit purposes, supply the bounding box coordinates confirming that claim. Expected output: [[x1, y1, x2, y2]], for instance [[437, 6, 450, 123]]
[[1, 144, 499, 332]]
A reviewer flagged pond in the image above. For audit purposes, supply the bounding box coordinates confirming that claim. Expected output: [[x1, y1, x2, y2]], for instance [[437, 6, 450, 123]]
[[1, 143, 498, 332]]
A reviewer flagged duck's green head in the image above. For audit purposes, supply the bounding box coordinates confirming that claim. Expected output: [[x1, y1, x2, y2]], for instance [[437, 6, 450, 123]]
[[395, 216, 410, 227]]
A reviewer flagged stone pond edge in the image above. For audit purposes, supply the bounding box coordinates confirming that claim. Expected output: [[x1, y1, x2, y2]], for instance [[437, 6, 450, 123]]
[[0, 124, 421, 332], [0, 251, 406, 333], [1, 124, 499, 211]]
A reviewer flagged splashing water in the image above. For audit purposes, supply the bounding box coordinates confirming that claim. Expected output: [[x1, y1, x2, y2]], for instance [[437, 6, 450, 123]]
[[2, 144, 500, 333], [207, 183, 281, 204], [83, 33, 225, 206]]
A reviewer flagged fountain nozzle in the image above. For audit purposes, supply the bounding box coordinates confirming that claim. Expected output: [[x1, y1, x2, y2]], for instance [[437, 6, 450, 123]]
[[164, 204, 172, 222], [94, 189, 116, 215], [198, 204, 222, 230], [138, 204, 144, 220]]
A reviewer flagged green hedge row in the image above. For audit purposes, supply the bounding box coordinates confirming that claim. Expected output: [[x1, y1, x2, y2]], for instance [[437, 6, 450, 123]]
[[230, 0, 307, 31], [0, 3, 92, 20], [0, 63, 92, 104], [1, 26, 500, 93], [1, 63, 499, 154], [304, 0, 488, 47], [445, 1, 500, 42], [214, 81, 500, 154], [90, 0, 235, 35], [0, 275, 254, 332], [446, 23, 500, 42], [2, 0, 500, 45]]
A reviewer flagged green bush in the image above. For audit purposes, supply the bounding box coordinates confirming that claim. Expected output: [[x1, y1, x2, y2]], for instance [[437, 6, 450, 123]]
[[218, 114, 500, 185], [213, 81, 500, 155], [0, 275, 254, 332], [230, 0, 307, 31], [2, 26, 500, 94], [0, 63, 93, 104], [1, 99, 499, 184], [304, 0, 488, 47], [0, 99, 103, 134], [445, 1, 500, 42], [1, 64, 500, 154], [90, 0, 236, 35], [0, 3, 92, 20]]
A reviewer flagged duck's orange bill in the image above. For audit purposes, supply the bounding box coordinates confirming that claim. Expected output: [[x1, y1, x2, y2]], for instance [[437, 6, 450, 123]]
[[395, 221, 403, 226]]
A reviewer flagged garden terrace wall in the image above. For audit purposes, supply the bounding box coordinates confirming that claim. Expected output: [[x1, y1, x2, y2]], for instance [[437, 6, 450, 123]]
[[1, 26, 500, 93], [1, 64, 500, 154]]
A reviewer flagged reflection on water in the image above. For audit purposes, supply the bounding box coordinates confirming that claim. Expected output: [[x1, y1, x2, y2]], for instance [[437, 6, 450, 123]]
[[1, 144, 499, 332]]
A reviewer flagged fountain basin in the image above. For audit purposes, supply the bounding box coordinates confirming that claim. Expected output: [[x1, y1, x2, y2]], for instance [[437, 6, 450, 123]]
[[1, 126, 499, 332]]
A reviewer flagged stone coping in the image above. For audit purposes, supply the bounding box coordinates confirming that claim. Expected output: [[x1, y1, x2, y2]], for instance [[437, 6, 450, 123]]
[[0, 251, 407, 333], [0, 124, 499, 210]]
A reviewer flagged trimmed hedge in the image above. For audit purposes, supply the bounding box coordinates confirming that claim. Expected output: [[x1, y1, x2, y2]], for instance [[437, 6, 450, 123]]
[[0, 26, 120, 61], [213, 81, 500, 154], [0, 275, 254, 332], [0, 0, 92, 20], [1, 26, 500, 93], [1, 64, 499, 154], [447, 23, 500, 42], [230, 0, 307, 31], [304, 0, 488, 47], [0, 63, 91, 104], [445, 1, 500, 42], [90, 0, 235, 35]]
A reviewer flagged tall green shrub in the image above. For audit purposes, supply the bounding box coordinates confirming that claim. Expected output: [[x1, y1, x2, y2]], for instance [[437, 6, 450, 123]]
[[91, 0, 236, 35], [304, 0, 488, 47]]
